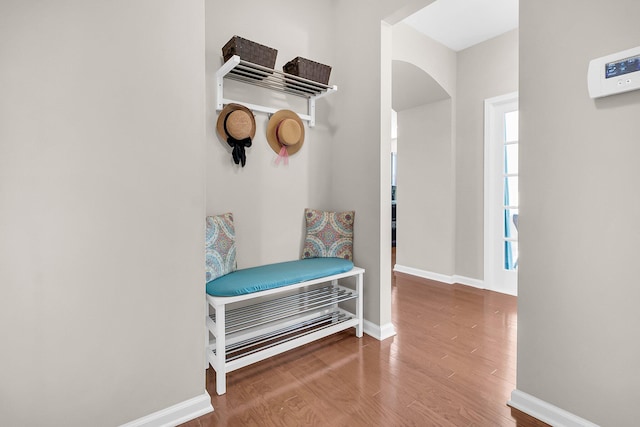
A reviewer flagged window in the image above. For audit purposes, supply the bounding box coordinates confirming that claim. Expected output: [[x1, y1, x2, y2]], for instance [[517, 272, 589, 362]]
[[503, 110, 518, 270]]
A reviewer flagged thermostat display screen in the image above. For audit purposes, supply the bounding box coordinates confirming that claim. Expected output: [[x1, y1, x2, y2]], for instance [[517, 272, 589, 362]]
[[605, 55, 640, 79]]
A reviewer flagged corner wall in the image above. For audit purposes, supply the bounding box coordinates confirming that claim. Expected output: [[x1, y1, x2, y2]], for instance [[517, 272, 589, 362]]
[[517, 1, 640, 425], [396, 99, 455, 276], [331, 0, 435, 332], [205, 0, 434, 336], [0, 1, 207, 425], [455, 30, 519, 281], [390, 22, 518, 286], [205, 0, 336, 269]]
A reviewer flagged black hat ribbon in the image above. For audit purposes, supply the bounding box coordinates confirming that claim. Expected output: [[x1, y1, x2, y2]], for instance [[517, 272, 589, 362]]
[[224, 113, 252, 167]]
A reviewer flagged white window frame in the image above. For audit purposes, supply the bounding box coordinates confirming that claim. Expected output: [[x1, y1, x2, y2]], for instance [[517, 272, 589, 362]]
[[484, 92, 518, 296]]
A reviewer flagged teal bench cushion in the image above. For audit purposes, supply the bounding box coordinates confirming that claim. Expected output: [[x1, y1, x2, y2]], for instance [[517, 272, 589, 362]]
[[206, 257, 354, 297]]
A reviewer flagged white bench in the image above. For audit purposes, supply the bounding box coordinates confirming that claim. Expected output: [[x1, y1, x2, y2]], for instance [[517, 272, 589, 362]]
[[205, 259, 364, 395]]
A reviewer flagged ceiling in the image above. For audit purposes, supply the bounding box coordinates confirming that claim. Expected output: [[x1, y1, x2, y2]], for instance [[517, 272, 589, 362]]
[[403, 0, 519, 52]]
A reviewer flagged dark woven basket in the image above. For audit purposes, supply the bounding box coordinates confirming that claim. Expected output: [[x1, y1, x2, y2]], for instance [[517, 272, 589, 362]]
[[222, 36, 278, 79], [283, 57, 332, 85]]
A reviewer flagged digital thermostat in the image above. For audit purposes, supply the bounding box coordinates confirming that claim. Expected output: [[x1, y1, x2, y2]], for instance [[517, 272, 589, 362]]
[[588, 46, 640, 98]]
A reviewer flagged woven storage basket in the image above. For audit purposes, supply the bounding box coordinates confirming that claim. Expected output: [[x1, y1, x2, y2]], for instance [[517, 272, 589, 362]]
[[222, 36, 278, 79], [283, 57, 332, 85]]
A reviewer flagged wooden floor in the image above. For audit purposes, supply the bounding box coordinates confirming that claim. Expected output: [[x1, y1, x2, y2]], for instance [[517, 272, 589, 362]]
[[185, 257, 548, 426]]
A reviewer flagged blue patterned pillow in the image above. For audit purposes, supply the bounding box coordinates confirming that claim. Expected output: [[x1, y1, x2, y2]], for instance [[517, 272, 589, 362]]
[[206, 213, 237, 282], [302, 209, 355, 260]]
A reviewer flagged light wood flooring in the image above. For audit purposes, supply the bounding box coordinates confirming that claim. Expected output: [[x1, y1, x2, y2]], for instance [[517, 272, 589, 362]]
[[185, 253, 547, 426]]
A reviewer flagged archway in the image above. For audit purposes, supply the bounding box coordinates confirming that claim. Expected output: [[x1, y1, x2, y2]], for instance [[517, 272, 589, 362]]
[[391, 59, 456, 279]]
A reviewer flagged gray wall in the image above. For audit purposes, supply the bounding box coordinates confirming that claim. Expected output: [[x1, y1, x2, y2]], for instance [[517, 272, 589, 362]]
[[518, 1, 640, 425], [205, 0, 336, 269], [0, 1, 206, 425], [331, 0, 392, 328], [456, 29, 519, 280], [331, 0, 432, 329], [397, 100, 455, 275]]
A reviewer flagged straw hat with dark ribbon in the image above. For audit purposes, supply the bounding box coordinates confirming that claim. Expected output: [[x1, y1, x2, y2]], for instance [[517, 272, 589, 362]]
[[266, 110, 305, 165], [216, 103, 256, 167]]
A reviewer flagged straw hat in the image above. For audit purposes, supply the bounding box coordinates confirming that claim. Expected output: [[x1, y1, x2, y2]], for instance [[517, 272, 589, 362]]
[[216, 103, 256, 142], [266, 110, 305, 156], [216, 103, 256, 167]]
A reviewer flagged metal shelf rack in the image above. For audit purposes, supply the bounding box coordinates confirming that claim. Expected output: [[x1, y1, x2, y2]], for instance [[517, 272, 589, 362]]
[[209, 284, 357, 363], [215, 55, 337, 127]]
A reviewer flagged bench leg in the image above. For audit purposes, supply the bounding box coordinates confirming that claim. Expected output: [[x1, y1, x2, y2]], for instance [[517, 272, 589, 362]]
[[205, 299, 210, 371], [214, 303, 226, 395], [355, 272, 363, 338]]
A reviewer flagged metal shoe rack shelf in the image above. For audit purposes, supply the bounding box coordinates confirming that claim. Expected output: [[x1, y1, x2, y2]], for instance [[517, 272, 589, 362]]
[[215, 55, 337, 127], [208, 284, 357, 363]]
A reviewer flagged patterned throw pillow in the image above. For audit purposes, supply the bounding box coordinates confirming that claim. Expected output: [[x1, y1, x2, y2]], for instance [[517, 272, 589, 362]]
[[206, 213, 237, 282], [302, 208, 355, 260]]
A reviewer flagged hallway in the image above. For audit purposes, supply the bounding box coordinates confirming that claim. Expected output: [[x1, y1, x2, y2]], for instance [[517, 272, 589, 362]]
[[186, 270, 546, 426]]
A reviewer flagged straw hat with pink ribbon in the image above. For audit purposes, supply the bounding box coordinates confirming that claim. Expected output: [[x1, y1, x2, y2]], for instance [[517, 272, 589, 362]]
[[266, 110, 305, 165]]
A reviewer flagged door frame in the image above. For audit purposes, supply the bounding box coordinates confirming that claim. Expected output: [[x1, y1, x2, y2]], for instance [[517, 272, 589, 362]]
[[484, 92, 518, 296]]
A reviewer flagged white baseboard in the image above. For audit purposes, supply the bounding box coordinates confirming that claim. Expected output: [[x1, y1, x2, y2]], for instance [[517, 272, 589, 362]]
[[363, 319, 397, 341], [394, 264, 454, 284], [508, 389, 600, 427], [120, 392, 213, 427], [452, 274, 484, 289], [394, 265, 485, 289]]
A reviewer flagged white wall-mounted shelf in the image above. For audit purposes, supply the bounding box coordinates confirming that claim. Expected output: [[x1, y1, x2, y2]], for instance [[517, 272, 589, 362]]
[[216, 55, 337, 127]]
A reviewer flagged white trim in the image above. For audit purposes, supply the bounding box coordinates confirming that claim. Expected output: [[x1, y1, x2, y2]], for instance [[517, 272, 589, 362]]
[[484, 92, 519, 297], [119, 392, 213, 427], [363, 319, 397, 340], [508, 389, 600, 427], [394, 265, 486, 290], [394, 264, 454, 284], [452, 274, 484, 289]]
